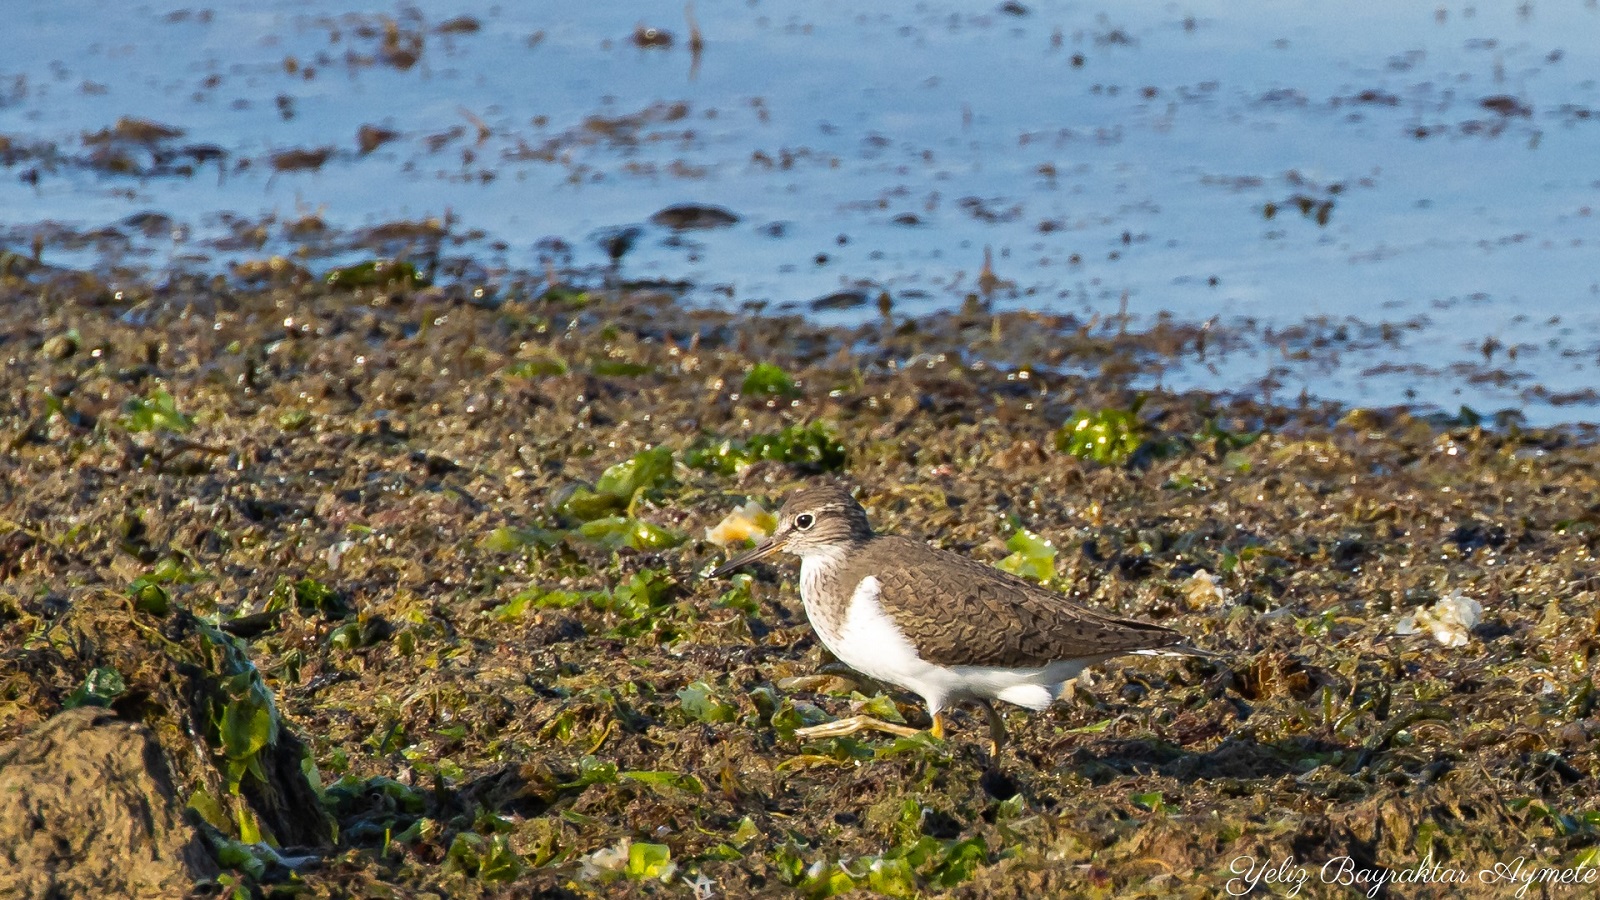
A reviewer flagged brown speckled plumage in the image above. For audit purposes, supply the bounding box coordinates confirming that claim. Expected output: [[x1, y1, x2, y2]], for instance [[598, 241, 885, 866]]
[[836, 534, 1186, 667], [718, 482, 1193, 667], [711, 483, 1210, 746]]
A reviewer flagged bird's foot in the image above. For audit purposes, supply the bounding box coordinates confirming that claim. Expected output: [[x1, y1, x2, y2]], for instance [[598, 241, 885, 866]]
[[795, 715, 922, 742], [979, 701, 1008, 763]]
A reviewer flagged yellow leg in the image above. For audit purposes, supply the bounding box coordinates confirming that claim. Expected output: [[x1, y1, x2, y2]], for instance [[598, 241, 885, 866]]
[[929, 711, 946, 741], [980, 701, 1007, 759]]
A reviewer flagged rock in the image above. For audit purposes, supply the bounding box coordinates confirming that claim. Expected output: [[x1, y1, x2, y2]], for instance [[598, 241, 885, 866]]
[[594, 224, 644, 262], [41, 332, 78, 359], [0, 707, 218, 899], [810, 289, 869, 311], [648, 203, 740, 230], [357, 124, 399, 155], [1480, 95, 1531, 117]]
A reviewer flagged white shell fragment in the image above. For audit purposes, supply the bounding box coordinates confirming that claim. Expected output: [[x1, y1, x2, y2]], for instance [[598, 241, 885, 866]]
[[705, 500, 777, 548], [1395, 590, 1482, 648], [1182, 569, 1230, 609], [578, 838, 630, 880], [578, 837, 678, 883]]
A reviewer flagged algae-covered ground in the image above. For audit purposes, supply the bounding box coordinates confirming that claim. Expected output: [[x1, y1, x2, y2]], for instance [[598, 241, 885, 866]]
[[5, 269, 1600, 898]]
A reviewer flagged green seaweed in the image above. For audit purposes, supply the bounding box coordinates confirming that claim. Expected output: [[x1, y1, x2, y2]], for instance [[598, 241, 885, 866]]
[[685, 422, 848, 474], [324, 259, 426, 290], [121, 387, 193, 434], [267, 576, 349, 618], [591, 359, 655, 377], [677, 681, 739, 724], [575, 516, 685, 550], [1132, 790, 1172, 813], [627, 842, 675, 880], [560, 446, 676, 520], [1055, 402, 1146, 465], [780, 831, 989, 897], [619, 770, 705, 794], [538, 285, 592, 306], [742, 361, 798, 396], [127, 558, 209, 617], [854, 692, 907, 724], [562, 755, 620, 789], [929, 836, 989, 888], [505, 355, 569, 378], [62, 666, 126, 709], [599, 569, 675, 618], [479, 526, 565, 552], [995, 525, 1056, 582], [497, 570, 675, 631], [493, 586, 594, 620], [276, 409, 312, 431], [445, 832, 524, 883], [594, 446, 674, 497]]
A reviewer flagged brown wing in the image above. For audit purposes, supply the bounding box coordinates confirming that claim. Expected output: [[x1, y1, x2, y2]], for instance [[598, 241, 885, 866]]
[[851, 536, 1187, 668]]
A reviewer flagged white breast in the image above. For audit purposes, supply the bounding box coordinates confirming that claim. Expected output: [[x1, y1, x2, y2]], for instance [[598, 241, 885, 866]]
[[831, 576, 929, 691]]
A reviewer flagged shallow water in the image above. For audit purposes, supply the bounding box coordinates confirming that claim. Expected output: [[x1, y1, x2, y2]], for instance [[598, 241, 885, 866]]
[[4, 0, 1599, 423]]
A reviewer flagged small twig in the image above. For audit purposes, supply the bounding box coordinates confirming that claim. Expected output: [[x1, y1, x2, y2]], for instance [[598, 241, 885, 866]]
[[458, 106, 492, 144], [0, 516, 59, 549], [586, 717, 617, 755], [161, 437, 232, 460]]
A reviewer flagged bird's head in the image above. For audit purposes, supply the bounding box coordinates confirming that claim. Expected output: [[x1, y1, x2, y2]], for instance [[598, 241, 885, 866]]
[[709, 483, 872, 576]]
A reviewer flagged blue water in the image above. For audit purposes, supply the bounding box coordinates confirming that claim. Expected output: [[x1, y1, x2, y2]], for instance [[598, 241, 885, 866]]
[[4, 0, 1599, 422]]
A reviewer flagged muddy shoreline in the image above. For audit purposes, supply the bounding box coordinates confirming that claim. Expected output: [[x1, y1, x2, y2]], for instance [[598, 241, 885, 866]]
[[5, 269, 1600, 896]]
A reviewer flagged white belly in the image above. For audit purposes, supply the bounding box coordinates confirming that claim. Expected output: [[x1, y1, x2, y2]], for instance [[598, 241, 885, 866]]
[[802, 570, 1094, 714]]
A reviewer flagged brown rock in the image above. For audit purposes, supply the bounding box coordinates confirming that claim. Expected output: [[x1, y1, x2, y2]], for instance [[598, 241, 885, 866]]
[[0, 707, 218, 899], [648, 203, 739, 230]]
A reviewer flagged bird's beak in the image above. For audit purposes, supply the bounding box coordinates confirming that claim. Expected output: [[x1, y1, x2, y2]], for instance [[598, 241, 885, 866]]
[[710, 534, 785, 578]]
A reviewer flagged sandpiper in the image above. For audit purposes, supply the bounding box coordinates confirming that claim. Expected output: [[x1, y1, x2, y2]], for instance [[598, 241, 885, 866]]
[[710, 483, 1213, 754]]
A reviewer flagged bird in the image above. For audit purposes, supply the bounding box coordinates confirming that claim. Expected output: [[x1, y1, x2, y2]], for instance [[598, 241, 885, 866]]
[[709, 483, 1213, 755]]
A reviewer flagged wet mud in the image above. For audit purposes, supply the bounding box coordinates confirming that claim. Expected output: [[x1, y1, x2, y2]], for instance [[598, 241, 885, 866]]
[[5, 267, 1600, 896]]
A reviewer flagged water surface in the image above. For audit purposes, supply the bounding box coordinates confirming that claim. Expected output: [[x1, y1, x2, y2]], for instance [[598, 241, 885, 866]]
[[4, 0, 1599, 421]]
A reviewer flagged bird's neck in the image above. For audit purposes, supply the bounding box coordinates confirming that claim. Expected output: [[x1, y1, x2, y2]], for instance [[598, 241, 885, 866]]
[[798, 543, 856, 641], [798, 543, 850, 577]]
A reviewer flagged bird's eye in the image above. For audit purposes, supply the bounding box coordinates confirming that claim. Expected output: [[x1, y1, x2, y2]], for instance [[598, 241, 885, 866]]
[[795, 513, 815, 530]]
